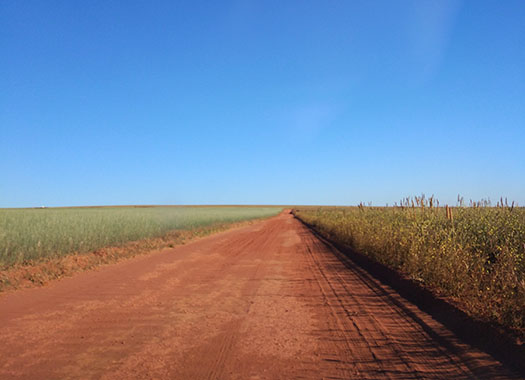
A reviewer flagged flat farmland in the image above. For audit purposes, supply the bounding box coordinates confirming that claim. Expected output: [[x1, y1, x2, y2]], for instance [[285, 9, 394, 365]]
[[0, 206, 282, 266], [0, 211, 521, 379], [293, 204, 525, 334], [0, 206, 282, 291]]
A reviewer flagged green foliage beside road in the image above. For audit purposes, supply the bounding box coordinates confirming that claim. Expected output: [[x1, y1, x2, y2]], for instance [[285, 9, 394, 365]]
[[294, 203, 525, 333], [0, 206, 281, 266]]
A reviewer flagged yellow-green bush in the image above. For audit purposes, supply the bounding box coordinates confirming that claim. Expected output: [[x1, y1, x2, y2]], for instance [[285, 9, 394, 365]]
[[294, 205, 525, 332]]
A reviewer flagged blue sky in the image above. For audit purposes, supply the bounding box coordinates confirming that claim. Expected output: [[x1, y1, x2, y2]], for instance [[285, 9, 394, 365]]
[[1, 0, 524, 207]]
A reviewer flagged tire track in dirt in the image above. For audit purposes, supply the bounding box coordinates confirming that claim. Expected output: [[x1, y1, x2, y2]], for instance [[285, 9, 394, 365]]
[[300, 231, 467, 378], [0, 211, 520, 379]]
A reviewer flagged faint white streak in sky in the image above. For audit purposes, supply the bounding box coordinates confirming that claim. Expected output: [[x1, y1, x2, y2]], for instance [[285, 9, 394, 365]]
[[287, 104, 338, 144], [407, 0, 462, 84]]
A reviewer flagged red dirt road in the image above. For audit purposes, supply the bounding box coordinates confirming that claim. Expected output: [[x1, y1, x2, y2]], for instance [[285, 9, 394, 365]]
[[0, 212, 519, 379]]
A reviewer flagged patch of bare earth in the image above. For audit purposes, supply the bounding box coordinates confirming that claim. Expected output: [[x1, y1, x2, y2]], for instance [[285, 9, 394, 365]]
[[0, 211, 520, 379]]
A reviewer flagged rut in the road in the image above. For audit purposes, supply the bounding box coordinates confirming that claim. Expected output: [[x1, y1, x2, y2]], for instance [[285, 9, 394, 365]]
[[0, 211, 519, 379]]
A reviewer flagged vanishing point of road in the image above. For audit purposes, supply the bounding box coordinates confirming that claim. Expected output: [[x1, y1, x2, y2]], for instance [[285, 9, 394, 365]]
[[0, 211, 519, 379]]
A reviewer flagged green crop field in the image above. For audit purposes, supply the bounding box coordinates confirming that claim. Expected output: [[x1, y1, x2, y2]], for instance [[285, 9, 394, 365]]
[[293, 200, 525, 333], [0, 206, 281, 267]]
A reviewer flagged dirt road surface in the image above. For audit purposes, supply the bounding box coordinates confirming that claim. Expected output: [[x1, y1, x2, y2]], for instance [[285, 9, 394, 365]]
[[0, 211, 520, 379]]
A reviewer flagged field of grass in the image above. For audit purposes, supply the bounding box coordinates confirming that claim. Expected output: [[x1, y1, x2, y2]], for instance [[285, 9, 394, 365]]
[[0, 206, 281, 267], [293, 201, 525, 333]]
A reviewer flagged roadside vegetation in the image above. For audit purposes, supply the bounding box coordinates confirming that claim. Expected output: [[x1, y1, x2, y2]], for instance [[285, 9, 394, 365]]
[[293, 197, 525, 334], [0, 206, 281, 267]]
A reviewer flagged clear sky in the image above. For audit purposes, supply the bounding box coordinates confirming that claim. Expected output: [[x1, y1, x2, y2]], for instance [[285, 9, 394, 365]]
[[1, 1, 524, 207]]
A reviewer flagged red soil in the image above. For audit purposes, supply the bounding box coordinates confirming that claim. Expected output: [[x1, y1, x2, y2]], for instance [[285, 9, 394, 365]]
[[0, 211, 519, 379]]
